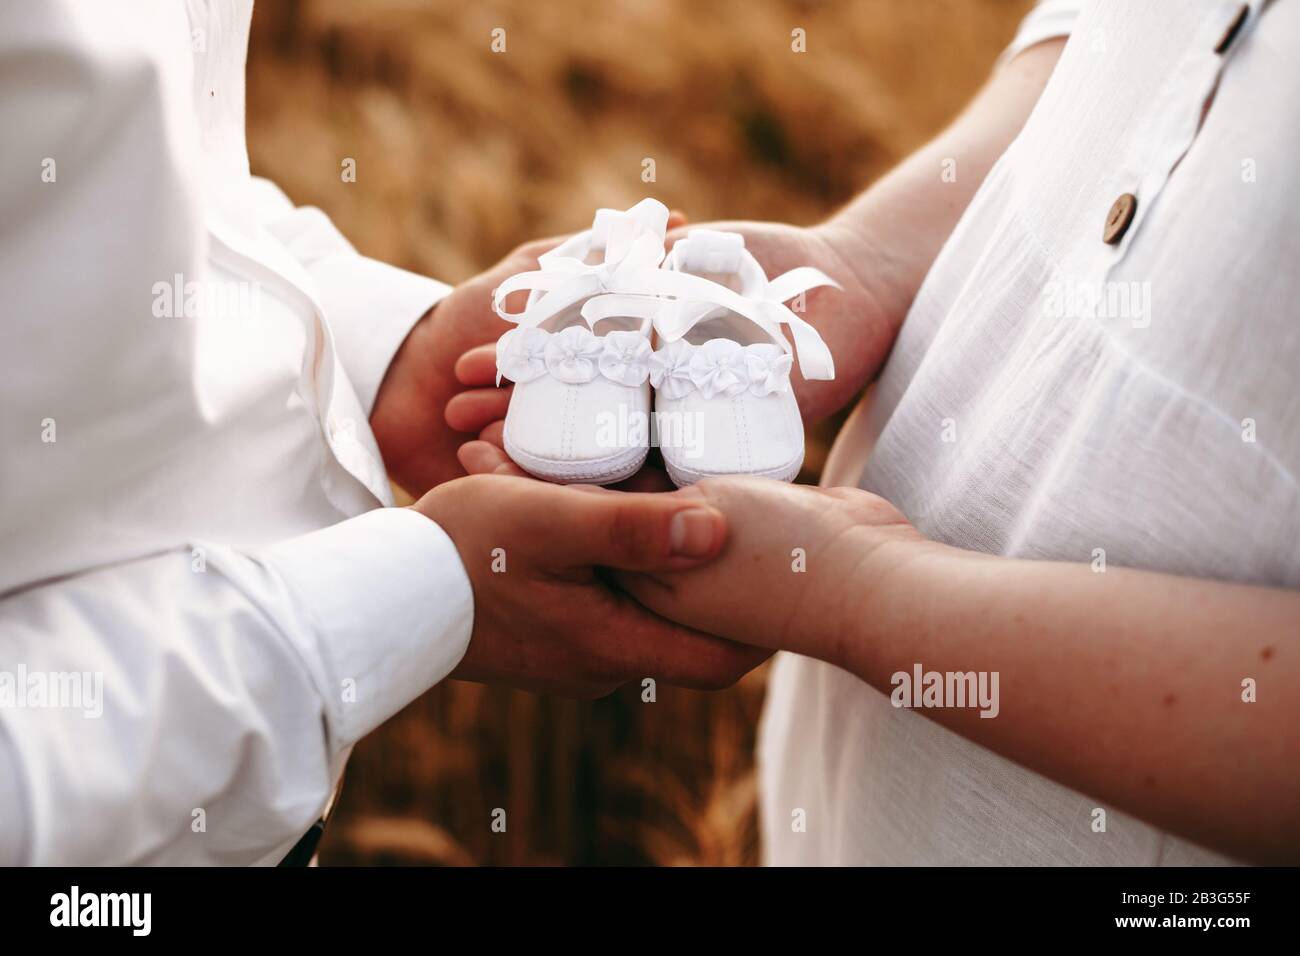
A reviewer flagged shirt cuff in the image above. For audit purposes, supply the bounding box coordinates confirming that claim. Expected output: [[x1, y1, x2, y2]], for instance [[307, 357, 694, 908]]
[[312, 254, 452, 415], [256, 506, 473, 749]]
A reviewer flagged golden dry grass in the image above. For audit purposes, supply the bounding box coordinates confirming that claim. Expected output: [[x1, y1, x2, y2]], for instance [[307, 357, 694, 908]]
[[245, 0, 1029, 866]]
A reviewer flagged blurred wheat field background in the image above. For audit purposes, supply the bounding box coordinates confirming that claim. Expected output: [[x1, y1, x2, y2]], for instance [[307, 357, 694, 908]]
[[245, 0, 1030, 865]]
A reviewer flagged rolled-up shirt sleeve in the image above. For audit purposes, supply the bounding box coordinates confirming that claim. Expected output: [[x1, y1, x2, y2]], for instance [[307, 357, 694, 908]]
[[248, 177, 452, 415], [0, 506, 472, 866]]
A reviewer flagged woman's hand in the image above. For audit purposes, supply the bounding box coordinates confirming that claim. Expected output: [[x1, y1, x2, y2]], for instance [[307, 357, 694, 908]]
[[613, 477, 926, 666], [614, 481, 1300, 865], [661, 220, 906, 425]]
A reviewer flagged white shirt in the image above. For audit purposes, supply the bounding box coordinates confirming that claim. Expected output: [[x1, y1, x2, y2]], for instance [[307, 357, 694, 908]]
[[0, 0, 474, 864], [761, 0, 1298, 865]]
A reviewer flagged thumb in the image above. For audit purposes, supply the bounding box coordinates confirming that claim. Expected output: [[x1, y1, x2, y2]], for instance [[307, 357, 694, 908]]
[[526, 485, 726, 572]]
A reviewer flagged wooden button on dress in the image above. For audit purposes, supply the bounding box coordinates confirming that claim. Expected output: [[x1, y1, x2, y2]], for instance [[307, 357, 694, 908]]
[[1103, 193, 1137, 245]]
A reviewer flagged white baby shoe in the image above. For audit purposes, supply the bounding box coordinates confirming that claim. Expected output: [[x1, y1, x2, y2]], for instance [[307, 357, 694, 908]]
[[646, 229, 838, 487], [493, 199, 668, 484]]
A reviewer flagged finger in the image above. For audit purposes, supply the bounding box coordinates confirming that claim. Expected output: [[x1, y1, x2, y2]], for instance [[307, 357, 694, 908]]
[[598, 593, 770, 690], [458, 439, 529, 477], [445, 387, 512, 433], [613, 567, 682, 613], [454, 343, 502, 387], [478, 419, 505, 447], [610, 567, 768, 660], [517, 482, 725, 571], [667, 209, 689, 230]]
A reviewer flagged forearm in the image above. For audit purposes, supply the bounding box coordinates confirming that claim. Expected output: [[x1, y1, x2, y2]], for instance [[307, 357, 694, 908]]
[[823, 38, 1065, 322], [0, 509, 471, 863], [844, 538, 1300, 862]]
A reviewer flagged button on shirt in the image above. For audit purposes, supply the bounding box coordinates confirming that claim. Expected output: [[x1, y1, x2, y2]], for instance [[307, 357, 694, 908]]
[[761, 0, 1297, 865], [0, 0, 473, 864]]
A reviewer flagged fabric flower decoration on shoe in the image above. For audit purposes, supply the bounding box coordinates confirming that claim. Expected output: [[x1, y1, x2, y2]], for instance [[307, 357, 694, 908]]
[[743, 344, 794, 397], [495, 326, 550, 385], [543, 325, 604, 384], [648, 340, 696, 401], [598, 330, 653, 387], [688, 339, 751, 400]]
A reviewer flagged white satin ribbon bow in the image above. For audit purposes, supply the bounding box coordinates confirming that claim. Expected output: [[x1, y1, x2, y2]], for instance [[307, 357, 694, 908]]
[[643, 266, 839, 382], [492, 198, 668, 332]]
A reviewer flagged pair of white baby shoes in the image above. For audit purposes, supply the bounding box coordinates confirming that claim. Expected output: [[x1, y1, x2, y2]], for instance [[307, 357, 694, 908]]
[[493, 199, 837, 486]]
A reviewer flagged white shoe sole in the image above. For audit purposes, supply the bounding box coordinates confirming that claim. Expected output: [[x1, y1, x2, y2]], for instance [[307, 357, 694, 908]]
[[503, 432, 648, 485], [662, 449, 804, 488]]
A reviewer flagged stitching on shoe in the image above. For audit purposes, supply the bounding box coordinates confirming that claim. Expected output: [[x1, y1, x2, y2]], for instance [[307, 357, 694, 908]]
[[732, 396, 751, 473], [561, 384, 576, 460]]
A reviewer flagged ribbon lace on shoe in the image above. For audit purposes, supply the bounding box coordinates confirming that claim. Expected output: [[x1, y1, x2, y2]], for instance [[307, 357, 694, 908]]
[[636, 248, 837, 400], [646, 265, 838, 384], [492, 199, 667, 332]]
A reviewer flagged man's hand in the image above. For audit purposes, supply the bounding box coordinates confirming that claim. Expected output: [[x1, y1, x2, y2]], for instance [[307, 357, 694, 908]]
[[369, 237, 561, 498], [412, 474, 770, 697]]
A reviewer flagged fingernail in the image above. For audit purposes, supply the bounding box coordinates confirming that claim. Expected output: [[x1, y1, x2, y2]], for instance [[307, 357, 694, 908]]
[[670, 508, 719, 558]]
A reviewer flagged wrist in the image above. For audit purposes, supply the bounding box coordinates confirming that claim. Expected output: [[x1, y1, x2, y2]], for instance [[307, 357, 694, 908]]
[[371, 305, 437, 419], [369, 305, 444, 495], [812, 217, 911, 337], [835, 533, 972, 681]]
